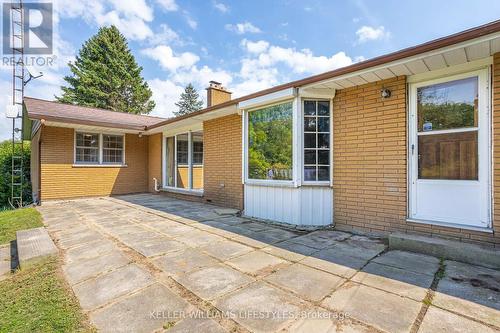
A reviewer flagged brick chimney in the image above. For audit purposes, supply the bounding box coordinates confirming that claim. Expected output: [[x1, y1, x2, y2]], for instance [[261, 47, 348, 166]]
[[206, 81, 232, 107]]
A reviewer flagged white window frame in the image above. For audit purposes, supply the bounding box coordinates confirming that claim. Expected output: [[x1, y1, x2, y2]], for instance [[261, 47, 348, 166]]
[[74, 131, 126, 166], [243, 99, 296, 187], [162, 131, 204, 194], [301, 98, 332, 185], [102, 134, 125, 165]]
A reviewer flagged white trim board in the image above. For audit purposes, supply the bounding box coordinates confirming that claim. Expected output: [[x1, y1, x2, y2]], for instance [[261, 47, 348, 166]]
[[407, 68, 492, 229], [238, 87, 296, 110]]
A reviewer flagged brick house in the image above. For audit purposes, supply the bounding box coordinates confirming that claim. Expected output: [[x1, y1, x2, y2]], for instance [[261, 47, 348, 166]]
[[26, 21, 500, 247]]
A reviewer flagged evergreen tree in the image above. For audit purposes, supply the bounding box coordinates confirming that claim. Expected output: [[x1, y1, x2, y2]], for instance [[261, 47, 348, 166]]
[[57, 25, 155, 114], [174, 83, 203, 116]]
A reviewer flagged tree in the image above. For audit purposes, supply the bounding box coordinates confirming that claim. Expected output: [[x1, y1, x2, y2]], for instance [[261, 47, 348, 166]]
[[174, 83, 203, 117], [0, 141, 31, 208], [57, 25, 155, 114]]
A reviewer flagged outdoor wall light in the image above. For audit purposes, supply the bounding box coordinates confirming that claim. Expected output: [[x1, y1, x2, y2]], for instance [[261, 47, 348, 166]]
[[381, 88, 391, 99]]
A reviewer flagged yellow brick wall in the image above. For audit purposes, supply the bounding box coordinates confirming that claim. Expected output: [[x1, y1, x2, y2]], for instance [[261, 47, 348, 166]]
[[203, 114, 243, 209], [40, 126, 148, 200], [148, 133, 162, 192], [30, 128, 41, 202], [333, 73, 500, 246], [207, 88, 231, 107]]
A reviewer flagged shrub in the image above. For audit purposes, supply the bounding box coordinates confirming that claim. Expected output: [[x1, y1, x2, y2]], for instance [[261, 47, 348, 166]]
[[0, 140, 31, 209]]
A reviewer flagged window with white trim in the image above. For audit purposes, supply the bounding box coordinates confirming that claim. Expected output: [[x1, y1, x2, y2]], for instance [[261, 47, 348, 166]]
[[103, 134, 124, 164], [247, 101, 293, 180], [75, 132, 124, 165], [75, 132, 99, 163], [303, 100, 330, 181]]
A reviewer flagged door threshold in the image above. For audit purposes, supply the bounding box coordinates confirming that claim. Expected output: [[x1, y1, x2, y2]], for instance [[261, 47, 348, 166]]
[[406, 218, 492, 233]]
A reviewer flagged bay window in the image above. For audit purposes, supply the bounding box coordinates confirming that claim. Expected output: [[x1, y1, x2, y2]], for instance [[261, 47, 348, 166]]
[[165, 131, 204, 191], [244, 97, 332, 185], [248, 101, 293, 180], [75, 132, 124, 165]]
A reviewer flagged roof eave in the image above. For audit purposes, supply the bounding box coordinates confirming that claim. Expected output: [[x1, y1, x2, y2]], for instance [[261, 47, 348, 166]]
[[147, 19, 500, 130], [28, 113, 147, 132]]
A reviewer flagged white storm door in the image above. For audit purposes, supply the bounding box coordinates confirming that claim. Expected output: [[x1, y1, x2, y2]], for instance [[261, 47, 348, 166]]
[[409, 69, 491, 229]]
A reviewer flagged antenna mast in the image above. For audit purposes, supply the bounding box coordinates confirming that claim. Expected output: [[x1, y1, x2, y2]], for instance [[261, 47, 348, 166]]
[[10, 0, 24, 208]]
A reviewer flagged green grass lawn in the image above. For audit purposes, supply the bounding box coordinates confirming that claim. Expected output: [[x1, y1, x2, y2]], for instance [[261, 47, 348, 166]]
[[0, 257, 94, 333], [0, 208, 43, 245], [0, 208, 94, 332]]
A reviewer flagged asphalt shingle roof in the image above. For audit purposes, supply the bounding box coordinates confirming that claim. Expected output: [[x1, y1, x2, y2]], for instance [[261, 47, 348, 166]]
[[24, 97, 166, 131]]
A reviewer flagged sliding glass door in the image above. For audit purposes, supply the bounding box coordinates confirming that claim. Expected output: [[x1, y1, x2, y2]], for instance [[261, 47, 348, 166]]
[[164, 131, 204, 191]]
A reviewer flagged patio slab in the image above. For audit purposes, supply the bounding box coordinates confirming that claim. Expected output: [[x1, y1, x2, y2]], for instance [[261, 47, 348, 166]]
[[64, 238, 116, 263], [152, 248, 219, 277], [225, 250, 289, 277], [261, 241, 317, 262], [173, 229, 225, 247], [73, 264, 154, 310], [322, 281, 422, 333], [90, 283, 191, 333], [433, 260, 500, 327], [287, 315, 373, 333], [0, 246, 11, 279], [37, 195, 500, 333], [372, 250, 440, 276], [265, 263, 345, 301], [125, 237, 185, 257], [419, 306, 498, 333], [215, 281, 306, 332], [300, 249, 367, 278], [289, 230, 351, 249], [168, 318, 228, 333], [176, 264, 254, 300], [328, 236, 386, 260], [199, 240, 254, 261], [352, 261, 433, 301], [56, 229, 105, 249], [63, 250, 130, 285]]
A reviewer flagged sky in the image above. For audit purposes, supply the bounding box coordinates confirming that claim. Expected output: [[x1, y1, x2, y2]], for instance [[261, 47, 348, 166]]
[[1, 0, 500, 141]]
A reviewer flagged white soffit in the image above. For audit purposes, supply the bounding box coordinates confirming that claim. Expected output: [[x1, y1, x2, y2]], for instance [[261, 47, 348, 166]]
[[302, 33, 500, 90], [145, 103, 237, 135], [238, 87, 296, 110]]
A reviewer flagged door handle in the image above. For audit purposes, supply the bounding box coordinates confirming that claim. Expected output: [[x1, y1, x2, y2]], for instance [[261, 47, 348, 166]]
[[411, 144, 415, 155]]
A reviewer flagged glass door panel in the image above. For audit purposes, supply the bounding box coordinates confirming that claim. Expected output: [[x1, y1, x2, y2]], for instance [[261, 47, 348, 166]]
[[176, 134, 189, 188]]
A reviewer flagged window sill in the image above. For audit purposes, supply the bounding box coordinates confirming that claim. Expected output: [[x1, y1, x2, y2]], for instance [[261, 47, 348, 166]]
[[161, 186, 204, 197], [72, 164, 128, 168], [245, 180, 296, 187], [406, 218, 493, 233], [301, 181, 331, 187]]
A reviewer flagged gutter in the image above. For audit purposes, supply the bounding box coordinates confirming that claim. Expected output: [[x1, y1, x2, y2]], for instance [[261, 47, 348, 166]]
[[146, 19, 500, 131], [28, 114, 148, 131]]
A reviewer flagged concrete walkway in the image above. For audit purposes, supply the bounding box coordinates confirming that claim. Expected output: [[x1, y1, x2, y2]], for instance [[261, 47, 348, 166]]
[[38, 194, 500, 333]]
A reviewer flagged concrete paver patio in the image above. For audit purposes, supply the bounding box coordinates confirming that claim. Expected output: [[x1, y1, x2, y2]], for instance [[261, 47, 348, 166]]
[[37, 193, 500, 333]]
